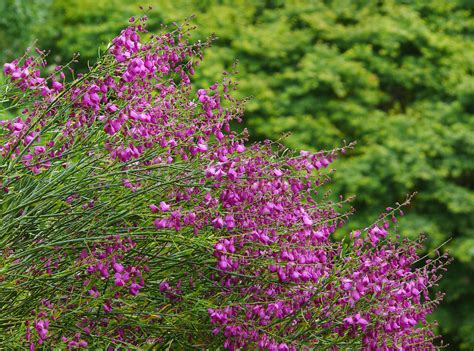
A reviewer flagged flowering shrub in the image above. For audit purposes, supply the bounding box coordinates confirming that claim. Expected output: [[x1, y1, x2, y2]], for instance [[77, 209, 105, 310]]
[[0, 16, 449, 350]]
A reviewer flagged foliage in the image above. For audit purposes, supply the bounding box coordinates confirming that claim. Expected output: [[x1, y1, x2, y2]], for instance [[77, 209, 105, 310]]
[[0, 16, 449, 350], [0, 0, 52, 64], [0, 0, 472, 349], [163, 2, 474, 348]]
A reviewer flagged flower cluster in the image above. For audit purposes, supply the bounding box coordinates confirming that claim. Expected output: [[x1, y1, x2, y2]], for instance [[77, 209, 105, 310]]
[[0, 16, 448, 350]]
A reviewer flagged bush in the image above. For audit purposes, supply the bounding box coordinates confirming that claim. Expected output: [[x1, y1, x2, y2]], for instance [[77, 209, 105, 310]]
[[2, 3, 471, 347], [0, 16, 449, 350]]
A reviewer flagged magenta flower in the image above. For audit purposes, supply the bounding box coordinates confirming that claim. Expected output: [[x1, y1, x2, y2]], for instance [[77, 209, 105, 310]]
[[114, 271, 130, 287], [0, 14, 448, 351], [112, 262, 124, 273], [129, 281, 142, 296], [34, 319, 49, 341], [149, 204, 159, 213], [159, 201, 170, 212]]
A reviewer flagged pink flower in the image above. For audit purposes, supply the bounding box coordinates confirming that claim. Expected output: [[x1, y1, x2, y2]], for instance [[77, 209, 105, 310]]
[[159, 201, 170, 212], [159, 281, 170, 292], [34, 319, 49, 340], [52, 81, 63, 91], [302, 215, 313, 227], [103, 300, 112, 313], [113, 262, 124, 273], [34, 146, 46, 154], [114, 271, 130, 286], [129, 281, 142, 296]]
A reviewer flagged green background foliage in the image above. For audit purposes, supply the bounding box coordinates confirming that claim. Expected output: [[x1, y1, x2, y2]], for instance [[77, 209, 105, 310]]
[[1, 0, 473, 349]]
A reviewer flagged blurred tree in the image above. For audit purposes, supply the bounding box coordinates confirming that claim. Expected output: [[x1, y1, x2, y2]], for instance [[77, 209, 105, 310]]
[[0, 0, 472, 349], [0, 0, 52, 63]]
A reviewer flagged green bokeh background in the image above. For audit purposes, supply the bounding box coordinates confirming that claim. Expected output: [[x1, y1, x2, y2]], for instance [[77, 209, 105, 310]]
[[1, 0, 472, 349]]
